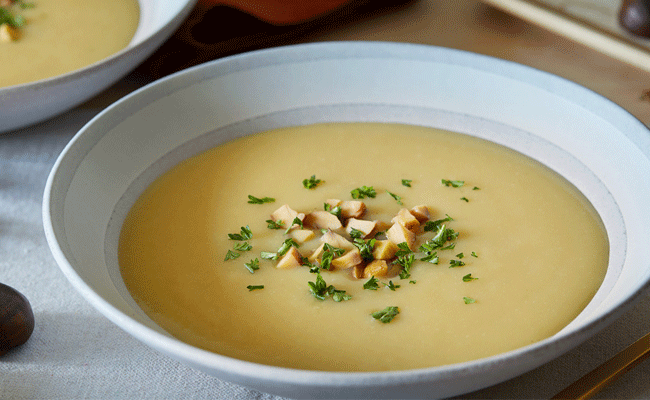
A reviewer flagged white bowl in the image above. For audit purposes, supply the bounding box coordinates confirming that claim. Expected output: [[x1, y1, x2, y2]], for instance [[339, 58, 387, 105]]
[[0, 0, 197, 133], [43, 42, 650, 399]]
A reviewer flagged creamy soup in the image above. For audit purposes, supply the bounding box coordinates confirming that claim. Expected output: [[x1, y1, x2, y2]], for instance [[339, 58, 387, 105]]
[[119, 123, 608, 372], [0, 0, 139, 88]]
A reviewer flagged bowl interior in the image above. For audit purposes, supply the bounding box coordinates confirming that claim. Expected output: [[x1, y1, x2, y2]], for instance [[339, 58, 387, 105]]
[[44, 42, 650, 398]]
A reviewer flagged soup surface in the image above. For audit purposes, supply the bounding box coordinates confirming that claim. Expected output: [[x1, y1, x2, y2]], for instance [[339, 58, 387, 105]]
[[0, 0, 139, 88], [119, 123, 608, 371]]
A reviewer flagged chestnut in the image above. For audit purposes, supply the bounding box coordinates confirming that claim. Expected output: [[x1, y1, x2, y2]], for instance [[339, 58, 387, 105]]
[[0, 282, 35, 356], [619, 0, 650, 38]]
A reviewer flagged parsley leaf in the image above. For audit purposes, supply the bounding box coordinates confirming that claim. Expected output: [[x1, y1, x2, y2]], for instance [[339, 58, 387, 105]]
[[384, 280, 400, 291], [308, 273, 351, 302], [371, 306, 400, 323], [266, 219, 283, 229], [247, 195, 275, 204], [460, 197, 469, 202], [246, 285, 264, 291], [234, 242, 252, 252], [463, 297, 476, 304], [276, 238, 299, 257], [320, 243, 345, 270], [471, 251, 479, 258], [401, 179, 412, 187], [224, 250, 240, 261], [387, 191, 403, 205], [284, 217, 304, 234], [349, 228, 365, 239], [363, 276, 380, 290], [456, 252, 464, 259], [244, 258, 260, 274], [350, 185, 376, 199], [449, 259, 466, 268], [302, 175, 323, 189], [462, 273, 478, 282], [260, 251, 277, 260], [228, 226, 253, 241], [324, 203, 342, 218], [423, 214, 453, 232], [353, 238, 376, 262], [442, 179, 465, 188]]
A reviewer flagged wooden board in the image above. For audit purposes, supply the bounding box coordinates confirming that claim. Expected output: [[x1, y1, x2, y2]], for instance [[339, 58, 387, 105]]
[[480, 0, 650, 73]]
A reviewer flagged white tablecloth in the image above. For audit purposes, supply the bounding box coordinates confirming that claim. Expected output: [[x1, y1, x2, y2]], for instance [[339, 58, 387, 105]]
[[1, 71, 649, 400]]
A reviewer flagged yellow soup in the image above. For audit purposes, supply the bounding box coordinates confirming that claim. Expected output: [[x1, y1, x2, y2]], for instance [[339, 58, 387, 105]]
[[0, 0, 139, 88], [119, 123, 608, 372]]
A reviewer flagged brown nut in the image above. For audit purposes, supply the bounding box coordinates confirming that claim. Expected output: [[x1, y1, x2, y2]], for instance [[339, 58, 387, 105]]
[[0, 282, 35, 356]]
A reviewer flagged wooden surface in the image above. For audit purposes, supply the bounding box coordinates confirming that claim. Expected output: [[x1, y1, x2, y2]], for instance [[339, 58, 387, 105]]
[[306, 0, 650, 127]]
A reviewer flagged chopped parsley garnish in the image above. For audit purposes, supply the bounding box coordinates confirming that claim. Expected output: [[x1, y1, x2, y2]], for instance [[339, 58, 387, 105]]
[[423, 224, 458, 250], [462, 273, 478, 282], [224, 250, 240, 261], [423, 214, 453, 232], [473, 186, 480, 190], [0, 1, 31, 28], [308, 273, 351, 302], [440, 242, 456, 251], [266, 219, 283, 229], [371, 306, 400, 323], [419, 250, 439, 264], [353, 237, 376, 262], [456, 252, 464, 259], [460, 197, 469, 202], [442, 179, 465, 188], [350, 185, 376, 199], [228, 226, 253, 241], [246, 285, 264, 291], [463, 297, 476, 304], [401, 179, 412, 187], [260, 251, 277, 260], [394, 242, 412, 257], [302, 175, 323, 189], [233, 242, 252, 252], [247, 195, 275, 204], [409, 280, 417, 284], [387, 191, 403, 205], [395, 253, 415, 279], [349, 228, 365, 239], [260, 238, 299, 261], [277, 238, 299, 257], [284, 217, 303, 234], [384, 280, 400, 291], [244, 258, 260, 274], [363, 276, 380, 290], [320, 243, 345, 270], [471, 251, 478, 258], [449, 259, 466, 268], [324, 203, 342, 218]]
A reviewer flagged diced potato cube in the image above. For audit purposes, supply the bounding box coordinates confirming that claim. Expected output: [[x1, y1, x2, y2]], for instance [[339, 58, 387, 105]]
[[372, 240, 398, 260], [303, 210, 342, 230], [308, 231, 354, 262], [276, 247, 302, 269], [0, 24, 19, 43], [386, 222, 416, 250], [340, 200, 366, 219], [321, 230, 355, 251], [345, 218, 376, 239], [324, 199, 342, 208], [331, 248, 362, 269], [291, 229, 315, 244], [391, 208, 420, 232], [352, 265, 365, 279], [270, 204, 304, 228], [363, 259, 390, 278], [370, 221, 392, 237], [410, 205, 431, 223]]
